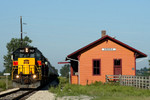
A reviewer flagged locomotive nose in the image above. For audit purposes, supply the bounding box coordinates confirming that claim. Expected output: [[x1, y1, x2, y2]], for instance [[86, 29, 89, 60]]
[[18, 58, 35, 75]]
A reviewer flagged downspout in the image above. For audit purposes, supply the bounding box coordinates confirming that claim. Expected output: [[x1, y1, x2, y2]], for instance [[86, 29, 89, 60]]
[[134, 53, 138, 76], [66, 57, 80, 85]]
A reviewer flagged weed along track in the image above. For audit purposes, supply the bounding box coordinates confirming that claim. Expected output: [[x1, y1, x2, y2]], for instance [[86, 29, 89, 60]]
[[0, 88, 37, 100]]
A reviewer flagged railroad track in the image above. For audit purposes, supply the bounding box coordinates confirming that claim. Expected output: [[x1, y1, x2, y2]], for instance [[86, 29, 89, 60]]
[[0, 79, 59, 100], [0, 88, 36, 100]]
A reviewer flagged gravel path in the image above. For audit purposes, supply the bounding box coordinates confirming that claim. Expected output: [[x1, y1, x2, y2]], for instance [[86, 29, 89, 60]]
[[27, 90, 93, 100], [26, 90, 55, 100], [27, 80, 93, 100], [56, 95, 93, 100]]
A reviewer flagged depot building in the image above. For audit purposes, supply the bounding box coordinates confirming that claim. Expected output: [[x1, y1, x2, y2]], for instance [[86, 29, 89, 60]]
[[66, 30, 147, 85]]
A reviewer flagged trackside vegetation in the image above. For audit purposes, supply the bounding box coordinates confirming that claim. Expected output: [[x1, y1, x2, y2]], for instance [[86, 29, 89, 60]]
[[0, 77, 12, 91], [0, 80, 5, 91], [49, 77, 150, 100]]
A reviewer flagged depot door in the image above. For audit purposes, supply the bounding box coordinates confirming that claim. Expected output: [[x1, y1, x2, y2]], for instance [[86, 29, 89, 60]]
[[114, 59, 122, 75]]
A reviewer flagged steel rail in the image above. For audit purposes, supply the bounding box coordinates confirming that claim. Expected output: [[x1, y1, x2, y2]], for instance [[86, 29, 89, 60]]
[[0, 89, 20, 98], [0, 88, 36, 100]]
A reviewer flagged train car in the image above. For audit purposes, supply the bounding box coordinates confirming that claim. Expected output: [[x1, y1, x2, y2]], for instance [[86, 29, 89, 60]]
[[11, 47, 58, 88]]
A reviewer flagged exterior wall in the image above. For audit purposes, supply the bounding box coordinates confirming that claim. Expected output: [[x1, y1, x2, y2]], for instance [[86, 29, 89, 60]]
[[71, 66, 78, 84], [79, 40, 135, 85], [70, 63, 78, 84], [72, 76, 78, 84]]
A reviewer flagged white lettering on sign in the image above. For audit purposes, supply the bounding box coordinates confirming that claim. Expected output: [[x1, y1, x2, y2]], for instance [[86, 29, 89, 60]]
[[20, 49, 25, 53], [102, 48, 116, 51], [3, 73, 10, 76]]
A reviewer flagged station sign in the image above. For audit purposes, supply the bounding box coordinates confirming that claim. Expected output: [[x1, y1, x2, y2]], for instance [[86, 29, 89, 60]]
[[3, 73, 10, 76], [102, 48, 116, 51]]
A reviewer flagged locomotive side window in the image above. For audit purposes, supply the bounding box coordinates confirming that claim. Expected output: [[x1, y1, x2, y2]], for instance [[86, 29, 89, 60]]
[[36, 51, 42, 60], [14, 54, 19, 60], [13, 51, 20, 60]]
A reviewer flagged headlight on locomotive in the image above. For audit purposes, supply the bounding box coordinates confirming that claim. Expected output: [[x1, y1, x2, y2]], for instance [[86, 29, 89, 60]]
[[25, 48, 29, 53], [16, 75, 19, 79], [33, 74, 36, 79]]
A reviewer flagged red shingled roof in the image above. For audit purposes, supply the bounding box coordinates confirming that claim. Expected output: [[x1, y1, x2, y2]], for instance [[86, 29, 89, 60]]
[[67, 35, 147, 59]]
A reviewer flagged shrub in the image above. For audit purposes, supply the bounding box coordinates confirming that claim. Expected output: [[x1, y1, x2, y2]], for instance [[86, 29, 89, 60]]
[[49, 78, 150, 99], [0, 81, 6, 90]]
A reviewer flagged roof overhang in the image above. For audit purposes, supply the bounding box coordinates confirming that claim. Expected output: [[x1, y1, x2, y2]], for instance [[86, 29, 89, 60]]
[[58, 62, 70, 64], [66, 35, 147, 59]]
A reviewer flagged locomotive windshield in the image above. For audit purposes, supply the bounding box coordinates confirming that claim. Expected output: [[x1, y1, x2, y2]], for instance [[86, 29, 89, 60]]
[[13, 48, 36, 60], [19, 53, 35, 58], [13, 47, 42, 60], [13, 51, 35, 60]]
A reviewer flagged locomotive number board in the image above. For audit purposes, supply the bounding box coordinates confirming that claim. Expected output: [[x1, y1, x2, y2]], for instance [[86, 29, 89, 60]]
[[20, 48, 35, 53]]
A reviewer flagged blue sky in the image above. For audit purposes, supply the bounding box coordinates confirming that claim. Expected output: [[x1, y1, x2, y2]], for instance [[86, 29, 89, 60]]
[[0, 0, 150, 72]]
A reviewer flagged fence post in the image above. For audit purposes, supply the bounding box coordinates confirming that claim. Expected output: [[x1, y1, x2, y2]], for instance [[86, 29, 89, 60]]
[[127, 76, 129, 86], [139, 76, 141, 88], [105, 75, 107, 83], [131, 76, 132, 86], [119, 74, 122, 85], [142, 76, 143, 89], [133, 76, 135, 87], [125, 76, 127, 86], [148, 76, 150, 89]]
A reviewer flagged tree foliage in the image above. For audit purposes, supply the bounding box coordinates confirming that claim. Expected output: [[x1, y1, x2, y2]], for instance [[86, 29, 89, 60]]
[[3, 36, 32, 73], [136, 67, 150, 76], [60, 64, 70, 78]]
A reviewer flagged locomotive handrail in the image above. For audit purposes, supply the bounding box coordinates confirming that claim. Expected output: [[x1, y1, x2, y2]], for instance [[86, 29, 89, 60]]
[[13, 65, 40, 74], [12, 65, 42, 80]]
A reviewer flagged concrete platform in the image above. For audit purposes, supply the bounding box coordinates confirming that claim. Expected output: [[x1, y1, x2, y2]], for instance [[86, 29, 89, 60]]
[[0, 88, 19, 95]]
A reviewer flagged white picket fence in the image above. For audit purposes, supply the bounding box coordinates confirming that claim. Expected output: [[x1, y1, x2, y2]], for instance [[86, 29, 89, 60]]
[[106, 75, 150, 89]]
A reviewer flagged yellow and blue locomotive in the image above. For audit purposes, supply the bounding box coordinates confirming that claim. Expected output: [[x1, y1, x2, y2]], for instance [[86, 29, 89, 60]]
[[11, 47, 58, 88]]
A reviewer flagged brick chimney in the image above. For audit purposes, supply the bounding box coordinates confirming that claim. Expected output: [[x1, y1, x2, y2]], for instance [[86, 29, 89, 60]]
[[101, 30, 106, 37]]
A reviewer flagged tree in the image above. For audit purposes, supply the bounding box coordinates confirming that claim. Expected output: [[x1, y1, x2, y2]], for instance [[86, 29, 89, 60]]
[[0, 71, 3, 76], [136, 67, 150, 76], [3, 36, 32, 73], [60, 64, 70, 78]]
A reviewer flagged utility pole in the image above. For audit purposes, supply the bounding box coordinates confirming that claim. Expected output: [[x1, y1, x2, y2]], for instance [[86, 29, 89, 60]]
[[20, 16, 23, 47]]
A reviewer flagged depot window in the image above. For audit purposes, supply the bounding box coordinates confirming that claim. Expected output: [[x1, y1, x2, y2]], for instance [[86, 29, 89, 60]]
[[93, 59, 101, 75]]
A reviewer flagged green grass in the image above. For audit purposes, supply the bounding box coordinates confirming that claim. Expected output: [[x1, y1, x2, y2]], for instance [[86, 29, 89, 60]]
[[0, 79, 6, 90], [0, 77, 12, 91], [49, 77, 150, 100]]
